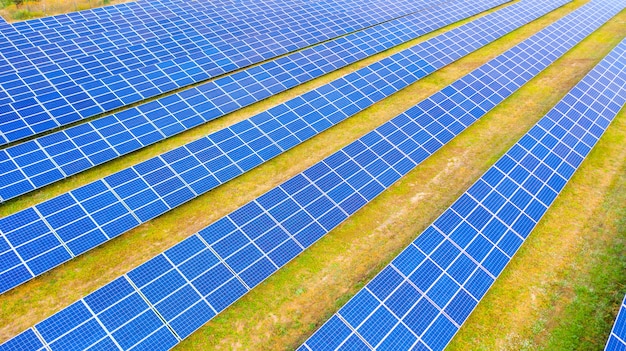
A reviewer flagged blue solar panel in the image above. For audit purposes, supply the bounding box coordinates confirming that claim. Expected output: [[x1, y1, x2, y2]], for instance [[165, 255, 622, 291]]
[[8, 276, 180, 351], [3, 0, 287, 42], [0, 0, 442, 143], [300, 26, 626, 351], [606, 295, 626, 351], [0, 0, 397, 64], [3, 0, 405, 45], [0, 0, 511, 201], [5, 3, 623, 350], [0, 0, 569, 295]]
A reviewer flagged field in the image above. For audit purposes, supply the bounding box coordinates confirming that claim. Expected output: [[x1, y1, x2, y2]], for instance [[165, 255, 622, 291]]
[[0, 0, 625, 350], [0, 0, 130, 21]]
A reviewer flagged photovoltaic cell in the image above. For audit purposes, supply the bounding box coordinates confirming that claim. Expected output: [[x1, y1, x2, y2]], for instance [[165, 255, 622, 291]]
[[1, 0, 313, 37], [0, 0, 443, 143], [605, 294, 626, 351], [4, 3, 623, 351], [300, 28, 626, 351], [0, 0, 511, 201], [0, 0, 569, 294], [1, 0, 421, 63], [0, 0, 352, 50]]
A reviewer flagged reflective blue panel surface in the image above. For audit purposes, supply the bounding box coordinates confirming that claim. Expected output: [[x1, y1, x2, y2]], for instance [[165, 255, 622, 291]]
[[5, 3, 624, 351], [0, 0, 569, 296], [301, 26, 626, 351]]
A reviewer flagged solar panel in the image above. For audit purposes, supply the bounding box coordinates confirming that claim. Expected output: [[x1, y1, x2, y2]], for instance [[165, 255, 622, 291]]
[[0, 0, 512, 201], [1, 0, 421, 74], [0, 0, 439, 143], [3, 0, 385, 40], [4, 3, 623, 351], [0, 0, 321, 85], [0, 0, 434, 108], [1, 0, 397, 58], [605, 294, 626, 351], [3, 0, 303, 38], [299, 30, 626, 351], [0, 0, 569, 295]]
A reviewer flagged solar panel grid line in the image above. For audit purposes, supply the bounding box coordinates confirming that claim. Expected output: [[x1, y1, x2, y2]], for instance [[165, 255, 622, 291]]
[[29, 276, 179, 351], [605, 295, 626, 350], [95, 178, 143, 234], [251, 196, 313, 251], [122, 237, 254, 340], [6, 2, 614, 349], [0, 0, 523, 201], [78, 297, 128, 351], [145, 253, 218, 337], [362, 268, 462, 345], [109, 276, 179, 348], [0, 0, 445, 144], [300, 36, 626, 351], [0, 0, 573, 295], [30, 204, 74, 259], [195, 233, 255, 293], [28, 328, 47, 351]]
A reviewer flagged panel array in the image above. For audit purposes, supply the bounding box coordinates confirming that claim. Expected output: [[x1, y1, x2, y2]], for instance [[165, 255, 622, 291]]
[[606, 294, 626, 351], [1, 0, 303, 37], [0, 0, 435, 143], [1, 0, 340, 46], [4, 3, 622, 351], [0, 0, 321, 62], [299, 32, 626, 351], [1, 0, 398, 55], [0, 276, 180, 351], [0, 0, 569, 294], [0, 0, 511, 201], [0, 0, 422, 80]]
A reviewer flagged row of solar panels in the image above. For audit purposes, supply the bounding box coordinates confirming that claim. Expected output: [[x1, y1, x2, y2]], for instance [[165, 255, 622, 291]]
[[0, 0, 435, 143], [1, 1, 624, 350], [1, 0, 373, 47], [3, 0, 346, 37], [0, 0, 566, 294], [0, 0, 508, 202], [299, 34, 626, 351], [1, 0, 422, 74], [0, 0, 469, 161]]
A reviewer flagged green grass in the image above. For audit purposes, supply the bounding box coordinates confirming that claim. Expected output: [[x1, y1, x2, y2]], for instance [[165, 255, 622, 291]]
[[518, 162, 626, 350], [447, 102, 626, 350], [544, 198, 626, 351], [0, 1, 624, 350]]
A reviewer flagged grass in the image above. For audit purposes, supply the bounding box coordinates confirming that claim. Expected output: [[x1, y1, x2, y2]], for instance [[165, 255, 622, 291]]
[[542, 173, 626, 350], [0, 0, 126, 22], [0, 0, 624, 350], [447, 109, 626, 351]]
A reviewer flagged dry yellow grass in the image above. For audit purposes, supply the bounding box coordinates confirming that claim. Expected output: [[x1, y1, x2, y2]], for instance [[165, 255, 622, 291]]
[[0, 0, 131, 21]]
